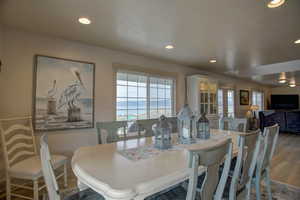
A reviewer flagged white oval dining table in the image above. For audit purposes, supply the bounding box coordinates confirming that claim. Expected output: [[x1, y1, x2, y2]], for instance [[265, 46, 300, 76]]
[[72, 129, 240, 200]]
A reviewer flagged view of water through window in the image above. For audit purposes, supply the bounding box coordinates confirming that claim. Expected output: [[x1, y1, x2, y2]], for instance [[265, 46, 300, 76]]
[[116, 72, 174, 121]]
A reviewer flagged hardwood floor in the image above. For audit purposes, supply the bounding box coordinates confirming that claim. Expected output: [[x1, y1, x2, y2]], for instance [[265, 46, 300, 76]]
[[270, 133, 300, 187]]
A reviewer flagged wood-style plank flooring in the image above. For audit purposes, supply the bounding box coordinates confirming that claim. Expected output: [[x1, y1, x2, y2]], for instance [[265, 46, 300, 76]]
[[270, 133, 300, 187]]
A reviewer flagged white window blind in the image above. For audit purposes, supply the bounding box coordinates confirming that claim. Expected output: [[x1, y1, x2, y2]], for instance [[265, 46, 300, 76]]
[[217, 89, 224, 117], [252, 91, 264, 111], [227, 90, 235, 118], [116, 71, 174, 121]]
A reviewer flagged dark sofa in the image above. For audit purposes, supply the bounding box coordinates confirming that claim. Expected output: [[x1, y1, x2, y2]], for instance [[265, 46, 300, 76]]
[[259, 110, 300, 133]]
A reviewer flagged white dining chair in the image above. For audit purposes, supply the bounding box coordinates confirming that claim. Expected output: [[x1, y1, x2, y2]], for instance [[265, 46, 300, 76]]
[[187, 138, 233, 200], [219, 117, 247, 132], [207, 115, 220, 129], [227, 130, 261, 200], [137, 119, 158, 137], [166, 117, 178, 133], [147, 138, 233, 200], [96, 121, 127, 144], [0, 117, 67, 200], [253, 124, 279, 200], [40, 134, 105, 200]]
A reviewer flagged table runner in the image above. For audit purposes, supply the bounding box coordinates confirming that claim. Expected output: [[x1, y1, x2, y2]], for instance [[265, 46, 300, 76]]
[[118, 133, 228, 161]]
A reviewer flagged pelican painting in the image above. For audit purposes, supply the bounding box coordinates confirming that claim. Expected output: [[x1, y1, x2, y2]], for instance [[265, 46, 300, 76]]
[[33, 55, 95, 131]]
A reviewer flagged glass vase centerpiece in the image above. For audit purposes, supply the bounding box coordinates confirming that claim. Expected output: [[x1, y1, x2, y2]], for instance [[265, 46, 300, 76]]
[[177, 104, 196, 144], [197, 113, 210, 139], [153, 115, 172, 150]]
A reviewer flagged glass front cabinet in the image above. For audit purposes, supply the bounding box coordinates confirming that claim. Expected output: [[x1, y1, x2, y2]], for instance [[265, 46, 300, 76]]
[[187, 75, 218, 118]]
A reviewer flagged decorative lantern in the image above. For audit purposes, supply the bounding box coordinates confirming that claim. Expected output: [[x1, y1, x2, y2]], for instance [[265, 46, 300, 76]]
[[153, 115, 172, 150], [177, 104, 196, 144], [197, 113, 210, 139]]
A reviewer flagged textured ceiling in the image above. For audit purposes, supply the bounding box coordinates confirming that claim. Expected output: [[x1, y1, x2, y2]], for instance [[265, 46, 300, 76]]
[[1, 0, 300, 85]]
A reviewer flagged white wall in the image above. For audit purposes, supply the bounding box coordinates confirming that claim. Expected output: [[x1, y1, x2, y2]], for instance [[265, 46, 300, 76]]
[[0, 27, 270, 178], [0, 27, 203, 158]]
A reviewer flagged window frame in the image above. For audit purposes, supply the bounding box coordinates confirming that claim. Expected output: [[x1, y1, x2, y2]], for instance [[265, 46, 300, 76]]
[[217, 89, 224, 117], [227, 89, 235, 118], [115, 70, 176, 121], [252, 91, 264, 111]]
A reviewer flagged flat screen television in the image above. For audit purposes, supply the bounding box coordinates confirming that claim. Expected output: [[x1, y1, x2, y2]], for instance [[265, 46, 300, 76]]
[[271, 95, 299, 110]]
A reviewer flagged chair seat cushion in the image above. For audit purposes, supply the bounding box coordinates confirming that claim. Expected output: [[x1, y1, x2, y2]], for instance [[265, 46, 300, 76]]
[[9, 155, 67, 180], [63, 188, 105, 200]]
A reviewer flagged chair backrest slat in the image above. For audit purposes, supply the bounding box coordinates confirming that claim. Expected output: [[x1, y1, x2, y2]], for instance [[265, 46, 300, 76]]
[[220, 117, 247, 132], [229, 130, 261, 199], [3, 124, 32, 135], [9, 151, 35, 166], [259, 124, 279, 172], [40, 134, 60, 200], [166, 117, 178, 133], [206, 115, 220, 129], [137, 119, 158, 137], [7, 142, 34, 155], [186, 138, 232, 200], [0, 117, 36, 169], [96, 121, 127, 144], [6, 133, 33, 147]]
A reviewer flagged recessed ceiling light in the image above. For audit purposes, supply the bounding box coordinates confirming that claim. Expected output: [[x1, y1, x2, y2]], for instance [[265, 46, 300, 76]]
[[78, 17, 91, 25], [267, 0, 285, 8], [165, 45, 174, 49], [209, 59, 217, 63], [295, 39, 300, 44], [278, 72, 286, 83], [289, 78, 296, 87]]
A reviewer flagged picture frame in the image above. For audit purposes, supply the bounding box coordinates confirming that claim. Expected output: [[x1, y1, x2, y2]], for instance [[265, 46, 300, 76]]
[[33, 55, 95, 131], [240, 90, 250, 105]]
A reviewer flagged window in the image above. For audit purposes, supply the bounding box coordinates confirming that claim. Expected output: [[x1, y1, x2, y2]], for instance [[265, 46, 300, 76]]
[[198, 81, 217, 115], [199, 92, 217, 115], [217, 89, 224, 117], [252, 91, 264, 111], [227, 90, 235, 117], [116, 71, 174, 121]]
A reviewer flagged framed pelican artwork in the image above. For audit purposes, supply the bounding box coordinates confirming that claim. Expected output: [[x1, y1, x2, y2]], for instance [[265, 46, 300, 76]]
[[33, 55, 95, 131]]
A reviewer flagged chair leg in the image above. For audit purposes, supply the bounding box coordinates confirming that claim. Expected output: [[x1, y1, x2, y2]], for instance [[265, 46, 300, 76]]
[[33, 180, 39, 200], [245, 181, 251, 200], [255, 175, 261, 200], [264, 169, 272, 200], [63, 163, 68, 188], [186, 156, 199, 200], [6, 175, 11, 200]]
